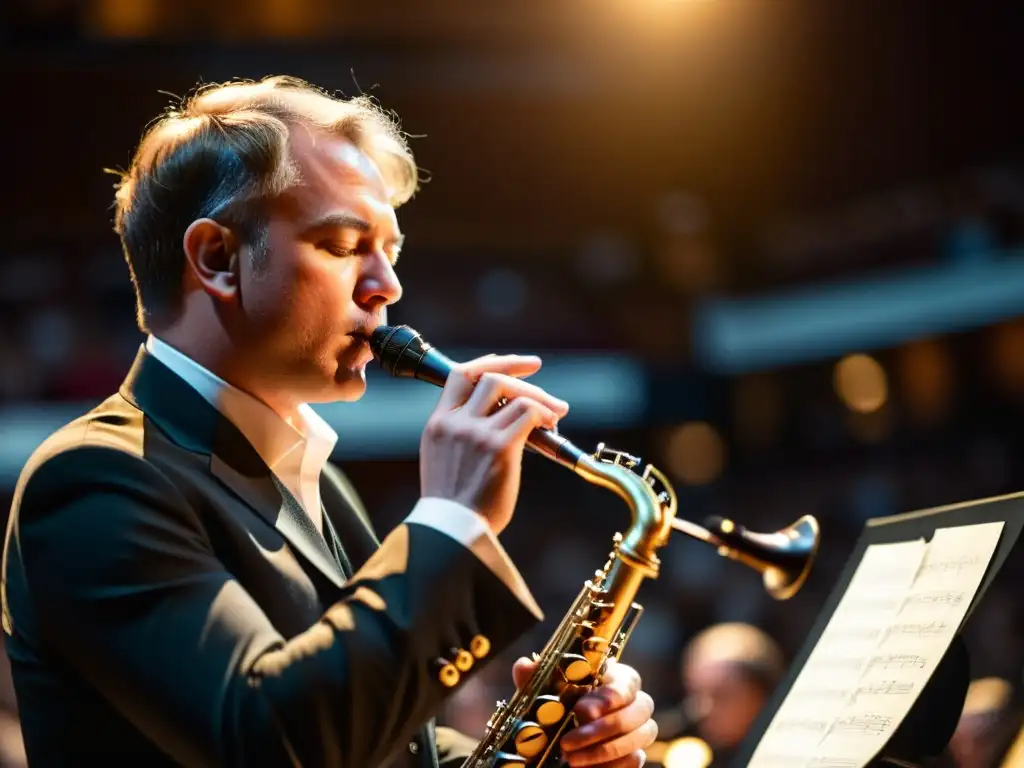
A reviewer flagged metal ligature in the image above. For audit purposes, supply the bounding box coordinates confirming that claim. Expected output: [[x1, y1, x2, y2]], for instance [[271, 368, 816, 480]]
[[370, 324, 821, 768]]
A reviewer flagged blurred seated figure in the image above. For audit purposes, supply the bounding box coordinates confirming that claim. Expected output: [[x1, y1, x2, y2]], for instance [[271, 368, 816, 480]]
[[0, 644, 25, 768], [948, 677, 1022, 768], [649, 622, 785, 768], [0, 712, 25, 768]]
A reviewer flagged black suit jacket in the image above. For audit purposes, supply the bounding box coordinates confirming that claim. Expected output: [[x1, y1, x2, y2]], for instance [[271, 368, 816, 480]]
[[1, 346, 539, 767]]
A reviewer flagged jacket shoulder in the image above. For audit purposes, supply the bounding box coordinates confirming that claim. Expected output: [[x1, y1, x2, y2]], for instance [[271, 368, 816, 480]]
[[11, 393, 146, 499], [3, 393, 155, 638]]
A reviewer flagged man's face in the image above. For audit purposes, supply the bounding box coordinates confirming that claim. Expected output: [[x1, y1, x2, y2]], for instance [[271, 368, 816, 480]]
[[235, 130, 404, 405], [685, 661, 767, 751]]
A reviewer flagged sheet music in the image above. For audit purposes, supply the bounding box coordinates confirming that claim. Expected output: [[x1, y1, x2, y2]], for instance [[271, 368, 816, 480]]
[[747, 521, 1004, 768]]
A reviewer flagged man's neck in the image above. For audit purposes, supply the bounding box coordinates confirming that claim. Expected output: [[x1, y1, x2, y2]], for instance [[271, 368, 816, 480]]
[[152, 329, 300, 422]]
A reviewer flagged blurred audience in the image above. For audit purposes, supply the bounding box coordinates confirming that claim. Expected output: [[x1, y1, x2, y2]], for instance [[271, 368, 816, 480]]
[[648, 623, 784, 767], [0, 166, 1022, 765], [948, 677, 1022, 768], [0, 647, 25, 768]]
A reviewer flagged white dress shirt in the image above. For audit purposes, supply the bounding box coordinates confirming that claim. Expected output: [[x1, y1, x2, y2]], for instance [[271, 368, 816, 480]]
[[146, 335, 542, 619]]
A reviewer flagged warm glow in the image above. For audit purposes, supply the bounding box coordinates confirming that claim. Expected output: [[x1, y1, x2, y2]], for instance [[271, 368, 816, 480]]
[[846, 408, 893, 444], [663, 736, 713, 768], [665, 422, 726, 485], [597, 0, 742, 53], [733, 373, 783, 446], [989, 320, 1024, 392], [254, 0, 326, 37], [834, 354, 888, 414], [88, 0, 160, 36], [897, 339, 952, 424], [657, 238, 720, 294]]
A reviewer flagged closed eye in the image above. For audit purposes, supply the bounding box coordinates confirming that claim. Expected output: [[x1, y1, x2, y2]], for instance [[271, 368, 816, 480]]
[[320, 242, 356, 258], [319, 239, 400, 266]]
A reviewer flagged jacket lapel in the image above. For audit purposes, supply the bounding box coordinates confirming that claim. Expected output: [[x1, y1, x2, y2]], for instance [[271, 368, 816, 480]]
[[320, 512, 354, 578], [210, 454, 347, 590], [319, 464, 380, 573], [120, 345, 348, 590]]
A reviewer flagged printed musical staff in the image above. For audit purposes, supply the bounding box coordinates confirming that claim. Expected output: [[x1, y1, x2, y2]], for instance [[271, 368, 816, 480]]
[[853, 680, 914, 698], [834, 713, 894, 736], [792, 680, 915, 704], [772, 718, 831, 734], [920, 554, 983, 575], [822, 625, 881, 641], [902, 591, 964, 607], [830, 597, 903, 614], [884, 621, 949, 637], [748, 754, 859, 768], [819, 621, 950, 644], [746, 521, 1005, 768], [867, 653, 927, 672], [805, 655, 865, 672]]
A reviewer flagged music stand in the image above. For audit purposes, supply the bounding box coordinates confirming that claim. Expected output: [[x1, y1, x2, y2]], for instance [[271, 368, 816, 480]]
[[731, 492, 1024, 768]]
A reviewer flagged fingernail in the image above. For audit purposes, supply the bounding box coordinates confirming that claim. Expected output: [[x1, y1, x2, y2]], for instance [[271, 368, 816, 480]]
[[575, 723, 597, 740]]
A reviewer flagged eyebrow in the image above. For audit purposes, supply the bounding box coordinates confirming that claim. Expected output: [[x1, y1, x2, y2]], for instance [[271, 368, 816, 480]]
[[305, 212, 405, 249]]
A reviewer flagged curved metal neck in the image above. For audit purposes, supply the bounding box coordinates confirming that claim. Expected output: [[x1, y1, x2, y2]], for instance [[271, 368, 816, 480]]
[[571, 452, 677, 577]]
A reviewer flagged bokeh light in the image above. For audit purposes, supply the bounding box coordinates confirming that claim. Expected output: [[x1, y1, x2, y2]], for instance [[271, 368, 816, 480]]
[[665, 422, 726, 485], [834, 353, 888, 415]]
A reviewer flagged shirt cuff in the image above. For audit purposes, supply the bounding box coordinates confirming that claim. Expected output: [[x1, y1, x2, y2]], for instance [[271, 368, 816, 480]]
[[406, 498, 543, 621]]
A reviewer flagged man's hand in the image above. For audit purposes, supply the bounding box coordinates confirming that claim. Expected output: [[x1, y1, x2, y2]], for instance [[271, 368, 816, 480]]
[[512, 657, 657, 767], [420, 354, 569, 535]]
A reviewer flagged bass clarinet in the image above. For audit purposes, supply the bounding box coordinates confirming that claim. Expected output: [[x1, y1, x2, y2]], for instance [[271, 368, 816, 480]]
[[371, 325, 820, 768]]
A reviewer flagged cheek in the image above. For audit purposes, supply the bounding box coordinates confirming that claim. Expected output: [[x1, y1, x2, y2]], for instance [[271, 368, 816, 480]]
[[245, 251, 345, 330], [241, 267, 289, 326], [293, 259, 356, 321], [239, 242, 298, 324], [279, 259, 360, 359]]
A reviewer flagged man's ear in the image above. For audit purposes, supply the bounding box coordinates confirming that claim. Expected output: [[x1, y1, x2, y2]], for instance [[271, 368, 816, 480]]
[[182, 218, 239, 300]]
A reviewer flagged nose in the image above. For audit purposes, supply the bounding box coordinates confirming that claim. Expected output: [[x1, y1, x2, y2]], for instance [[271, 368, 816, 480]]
[[355, 251, 403, 311]]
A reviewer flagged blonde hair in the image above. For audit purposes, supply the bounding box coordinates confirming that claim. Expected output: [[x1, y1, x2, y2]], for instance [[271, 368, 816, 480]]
[[113, 75, 419, 331]]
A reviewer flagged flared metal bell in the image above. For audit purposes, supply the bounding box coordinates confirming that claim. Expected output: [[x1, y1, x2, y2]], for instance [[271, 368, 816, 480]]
[[703, 514, 821, 600]]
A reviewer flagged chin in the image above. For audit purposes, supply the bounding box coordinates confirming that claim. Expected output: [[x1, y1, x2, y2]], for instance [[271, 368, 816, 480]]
[[331, 366, 369, 402]]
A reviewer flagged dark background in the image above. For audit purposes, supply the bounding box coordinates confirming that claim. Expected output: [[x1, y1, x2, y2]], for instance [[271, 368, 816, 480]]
[[1, 0, 1023, 757]]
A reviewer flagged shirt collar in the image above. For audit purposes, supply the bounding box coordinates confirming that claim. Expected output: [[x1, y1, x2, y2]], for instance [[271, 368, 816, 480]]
[[145, 335, 338, 474]]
